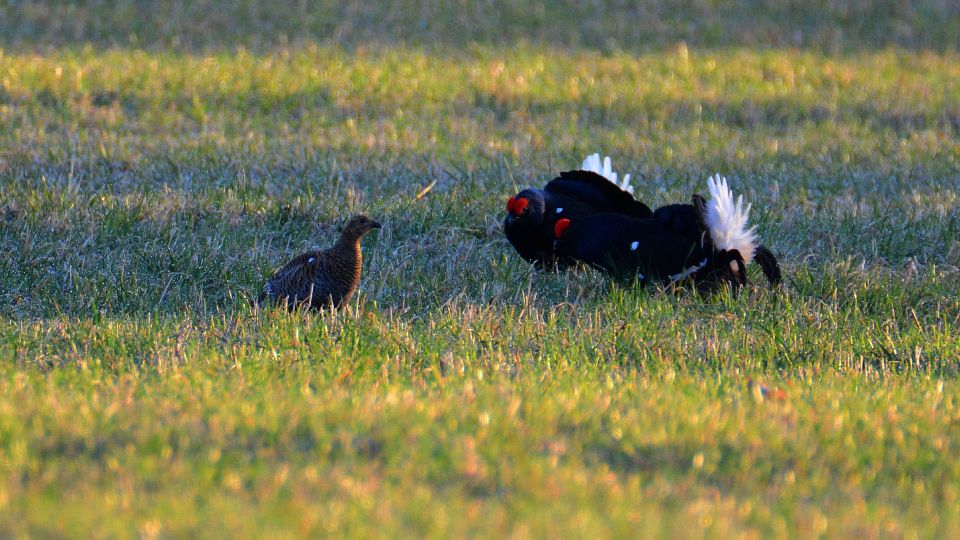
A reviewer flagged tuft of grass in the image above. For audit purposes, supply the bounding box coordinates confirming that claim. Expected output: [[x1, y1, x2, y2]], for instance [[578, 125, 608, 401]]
[[2, 3, 960, 537]]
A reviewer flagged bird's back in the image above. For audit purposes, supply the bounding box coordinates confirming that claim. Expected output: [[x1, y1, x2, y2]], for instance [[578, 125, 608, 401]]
[[546, 170, 653, 218], [264, 242, 361, 310], [556, 214, 707, 281]]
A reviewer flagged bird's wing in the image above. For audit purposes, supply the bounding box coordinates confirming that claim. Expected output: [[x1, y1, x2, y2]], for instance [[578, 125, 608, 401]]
[[265, 251, 322, 301], [546, 170, 653, 218], [273, 251, 318, 275]]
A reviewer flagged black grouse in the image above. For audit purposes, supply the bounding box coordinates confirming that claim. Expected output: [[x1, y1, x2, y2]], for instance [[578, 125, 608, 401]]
[[503, 154, 652, 267], [260, 215, 381, 310], [553, 175, 768, 290], [504, 153, 780, 285], [648, 203, 781, 286]]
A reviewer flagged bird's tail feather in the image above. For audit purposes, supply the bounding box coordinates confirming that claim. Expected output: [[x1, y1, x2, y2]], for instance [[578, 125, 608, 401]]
[[704, 174, 757, 265], [581, 152, 634, 194], [753, 245, 782, 286]]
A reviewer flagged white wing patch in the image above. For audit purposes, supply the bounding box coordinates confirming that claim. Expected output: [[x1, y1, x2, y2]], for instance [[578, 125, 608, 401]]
[[704, 174, 757, 265], [669, 258, 709, 282], [308, 257, 315, 263], [581, 152, 635, 194], [556, 207, 563, 213], [630, 241, 639, 251]]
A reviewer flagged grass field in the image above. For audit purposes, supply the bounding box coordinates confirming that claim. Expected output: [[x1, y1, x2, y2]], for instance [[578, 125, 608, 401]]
[[3, 1, 960, 537]]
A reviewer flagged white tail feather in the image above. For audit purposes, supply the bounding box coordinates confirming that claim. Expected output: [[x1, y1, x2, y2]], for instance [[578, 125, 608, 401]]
[[581, 152, 634, 194], [705, 174, 757, 265]]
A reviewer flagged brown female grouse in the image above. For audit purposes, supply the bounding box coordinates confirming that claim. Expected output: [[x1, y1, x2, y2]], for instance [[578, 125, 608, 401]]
[[260, 215, 381, 310]]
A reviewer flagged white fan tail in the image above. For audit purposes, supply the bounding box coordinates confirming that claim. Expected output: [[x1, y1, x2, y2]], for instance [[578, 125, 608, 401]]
[[704, 174, 757, 265], [581, 152, 635, 194]]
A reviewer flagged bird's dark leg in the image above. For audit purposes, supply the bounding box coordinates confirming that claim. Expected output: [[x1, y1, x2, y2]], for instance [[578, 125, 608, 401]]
[[726, 256, 748, 297], [693, 249, 747, 296]]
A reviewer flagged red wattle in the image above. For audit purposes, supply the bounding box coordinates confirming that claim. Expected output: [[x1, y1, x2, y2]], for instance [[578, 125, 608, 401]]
[[513, 197, 529, 215], [554, 218, 572, 238]]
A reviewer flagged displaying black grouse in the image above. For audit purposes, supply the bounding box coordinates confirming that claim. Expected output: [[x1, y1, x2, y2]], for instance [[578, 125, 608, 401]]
[[648, 202, 781, 286], [504, 153, 781, 285], [504, 155, 651, 267], [553, 175, 768, 290]]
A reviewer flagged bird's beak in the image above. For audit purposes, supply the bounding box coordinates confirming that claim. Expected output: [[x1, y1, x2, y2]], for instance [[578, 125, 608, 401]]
[[371, 221, 382, 229]]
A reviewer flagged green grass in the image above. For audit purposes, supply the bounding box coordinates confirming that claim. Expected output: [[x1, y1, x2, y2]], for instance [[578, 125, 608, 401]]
[[2, 2, 960, 537]]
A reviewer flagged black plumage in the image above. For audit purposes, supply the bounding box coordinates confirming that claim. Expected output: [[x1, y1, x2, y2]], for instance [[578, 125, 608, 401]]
[[546, 170, 653, 218], [503, 170, 652, 267], [552, 174, 778, 291], [751, 245, 782, 286], [550, 192, 713, 279], [646, 203, 781, 286], [502, 160, 781, 287], [259, 215, 381, 310], [553, 211, 745, 290]]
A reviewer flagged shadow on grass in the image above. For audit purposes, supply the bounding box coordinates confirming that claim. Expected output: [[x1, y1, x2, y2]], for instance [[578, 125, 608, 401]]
[[1, 1, 959, 53]]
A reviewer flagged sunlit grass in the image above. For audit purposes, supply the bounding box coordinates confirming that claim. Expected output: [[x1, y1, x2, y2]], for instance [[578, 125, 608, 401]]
[[2, 15, 960, 538]]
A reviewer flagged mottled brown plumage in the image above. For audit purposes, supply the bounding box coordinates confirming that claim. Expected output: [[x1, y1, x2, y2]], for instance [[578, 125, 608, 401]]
[[260, 215, 381, 310]]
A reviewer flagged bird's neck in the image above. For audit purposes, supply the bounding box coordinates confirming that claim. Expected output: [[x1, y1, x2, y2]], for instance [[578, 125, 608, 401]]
[[331, 235, 363, 285], [334, 234, 363, 260]]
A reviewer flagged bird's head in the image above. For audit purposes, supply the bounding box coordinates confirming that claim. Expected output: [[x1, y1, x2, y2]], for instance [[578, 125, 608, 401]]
[[343, 214, 382, 240], [504, 189, 545, 225]]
